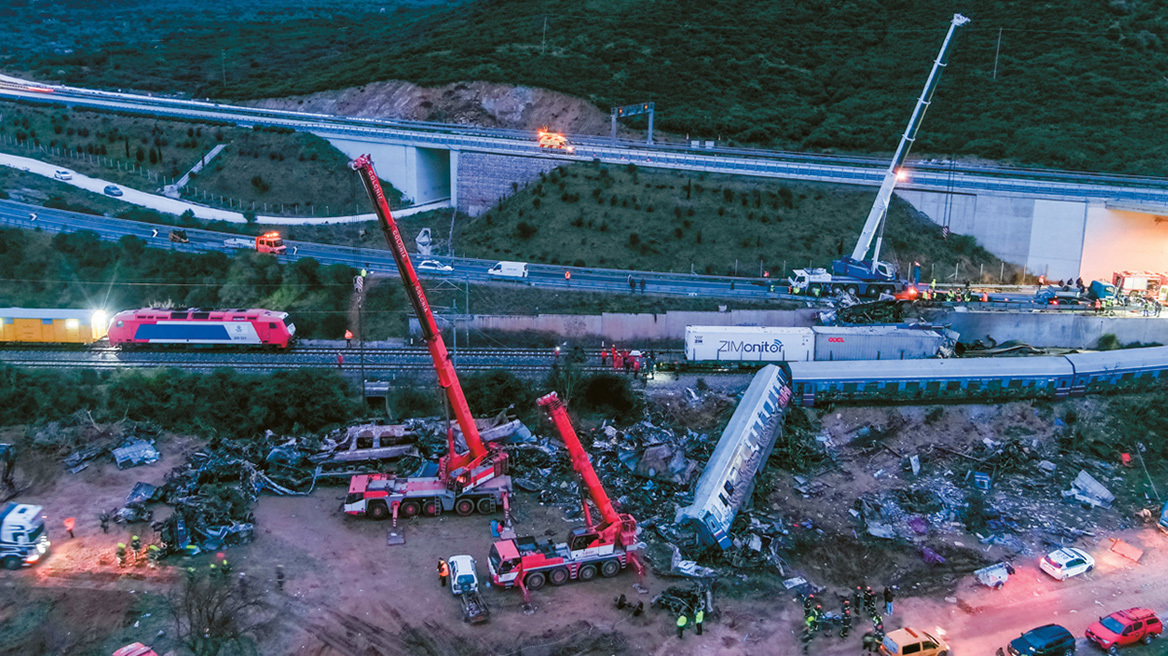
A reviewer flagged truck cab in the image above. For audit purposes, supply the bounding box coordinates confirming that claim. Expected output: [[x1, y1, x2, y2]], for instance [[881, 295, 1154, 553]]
[[832, 256, 898, 282], [0, 502, 50, 569], [256, 232, 286, 254]]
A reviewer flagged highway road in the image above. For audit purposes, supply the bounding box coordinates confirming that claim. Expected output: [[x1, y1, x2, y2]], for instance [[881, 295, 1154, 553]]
[[3, 78, 1168, 207], [0, 199, 785, 301]]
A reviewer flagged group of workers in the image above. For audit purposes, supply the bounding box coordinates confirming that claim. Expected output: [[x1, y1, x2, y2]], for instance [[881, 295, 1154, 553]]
[[601, 345, 655, 379], [798, 585, 896, 653]]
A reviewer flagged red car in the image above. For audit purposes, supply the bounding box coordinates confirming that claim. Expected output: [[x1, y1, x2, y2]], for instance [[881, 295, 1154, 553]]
[[1086, 607, 1162, 653]]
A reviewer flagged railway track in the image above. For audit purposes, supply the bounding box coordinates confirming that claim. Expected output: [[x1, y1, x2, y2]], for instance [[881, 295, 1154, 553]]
[[0, 344, 682, 375]]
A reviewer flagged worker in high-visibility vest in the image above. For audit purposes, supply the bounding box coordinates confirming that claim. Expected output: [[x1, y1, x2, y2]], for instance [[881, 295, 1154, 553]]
[[344, 330, 353, 347], [437, 558, 450, 588], [676, 613, 688, 639]]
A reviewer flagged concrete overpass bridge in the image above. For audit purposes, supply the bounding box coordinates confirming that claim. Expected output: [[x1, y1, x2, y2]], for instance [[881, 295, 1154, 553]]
[[2, 77, 1167, 280]]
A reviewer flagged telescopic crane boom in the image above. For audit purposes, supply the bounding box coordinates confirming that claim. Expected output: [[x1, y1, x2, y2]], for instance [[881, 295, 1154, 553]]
[[537, 392, 627, 536], [850, 13, 971, 272], [350, 155, 494, 479], [486, 392, 642, 602]]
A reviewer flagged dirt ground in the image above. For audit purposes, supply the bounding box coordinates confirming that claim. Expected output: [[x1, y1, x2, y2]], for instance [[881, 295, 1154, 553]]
[[5, 396, 1168, 655]]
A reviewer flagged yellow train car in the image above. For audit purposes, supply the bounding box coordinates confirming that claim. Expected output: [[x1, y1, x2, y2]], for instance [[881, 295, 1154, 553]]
[[0, 308, 109, 345]]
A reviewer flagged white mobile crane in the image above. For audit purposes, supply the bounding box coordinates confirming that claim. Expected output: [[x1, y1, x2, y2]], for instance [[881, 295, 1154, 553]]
[[790, 14, 971, 298]]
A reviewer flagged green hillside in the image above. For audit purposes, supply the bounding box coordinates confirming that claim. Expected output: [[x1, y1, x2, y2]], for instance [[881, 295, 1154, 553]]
[[412, 162, 1017, 283], [1, 1, 1164, 174]]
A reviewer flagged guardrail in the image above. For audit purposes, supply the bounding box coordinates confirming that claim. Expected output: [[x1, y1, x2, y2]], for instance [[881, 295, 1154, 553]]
[[6, 86, 1168, 206]]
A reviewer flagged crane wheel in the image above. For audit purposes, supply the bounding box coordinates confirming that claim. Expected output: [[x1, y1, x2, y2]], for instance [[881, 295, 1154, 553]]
[[525, 572, 546, 590], [579, 564, 598, 581], [399, 500, 421, 518], [1, 556, 20, 570], [368, 502, 390, 520], [476, 498, 495, 514], [599, 560, 621, 578], [455, 499, 475, 516], [548, 568, 570, 586], [422, 499, 440, 516], [846, 285, 859, 296]]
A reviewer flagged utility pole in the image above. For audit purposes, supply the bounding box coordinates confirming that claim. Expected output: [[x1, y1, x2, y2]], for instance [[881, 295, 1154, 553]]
[[541, 16, 548, 56], [221, 49, 227, 89], [992, 27, 1002, 80]]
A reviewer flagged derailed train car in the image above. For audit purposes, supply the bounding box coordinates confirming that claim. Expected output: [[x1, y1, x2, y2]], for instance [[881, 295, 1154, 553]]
[[786, 346, 1168, 406], [107, 308, 296, 348], [675, 365, 792, 548]]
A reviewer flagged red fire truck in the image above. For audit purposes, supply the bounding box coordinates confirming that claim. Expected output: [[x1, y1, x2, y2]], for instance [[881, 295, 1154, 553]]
[[487, 392, 642, 601]]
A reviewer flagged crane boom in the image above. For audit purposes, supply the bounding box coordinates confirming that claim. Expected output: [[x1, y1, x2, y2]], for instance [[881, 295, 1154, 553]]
[[537, 392, 622, 529], [851, 13, 971, 266], [350, 155, 488, 465]]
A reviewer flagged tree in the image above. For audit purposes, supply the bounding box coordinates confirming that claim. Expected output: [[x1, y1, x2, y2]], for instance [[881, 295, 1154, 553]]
[[166, 570, 274, 656], [135, 146, 146, 163], [148, 148, 158, 165]]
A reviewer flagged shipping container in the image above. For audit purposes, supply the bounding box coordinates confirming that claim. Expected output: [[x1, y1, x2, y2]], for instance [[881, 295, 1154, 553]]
[[811, 325, 947, 361], [0, 308, 109, 345], [684, 326, 814, 362]]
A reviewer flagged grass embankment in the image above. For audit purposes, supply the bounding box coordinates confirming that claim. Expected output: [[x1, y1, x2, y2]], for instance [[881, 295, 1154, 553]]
[[2, 1, 1165, 175], [397, 163, 1016, 282], [0, 101, 402, 214]]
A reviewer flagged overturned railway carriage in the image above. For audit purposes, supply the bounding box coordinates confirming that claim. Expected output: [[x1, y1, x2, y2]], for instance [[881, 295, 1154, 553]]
[[107, 308, 296, 348], [787, 346, 1168, 406], [0, 308, 109, 345], [676, 365, 792, 548]]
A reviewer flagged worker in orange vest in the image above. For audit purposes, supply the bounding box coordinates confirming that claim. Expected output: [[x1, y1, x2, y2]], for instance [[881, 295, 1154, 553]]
[[437, 558, 450, 588], [564, 270, 571, 286], [336, 353, 344, 369], [600, 346, 608, 366], [344, 330, 353, 347]]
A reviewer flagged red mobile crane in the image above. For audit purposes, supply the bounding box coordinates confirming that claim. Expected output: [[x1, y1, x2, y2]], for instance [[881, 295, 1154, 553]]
[[343, 156, 511, 528], [487, 392, 643, 602]]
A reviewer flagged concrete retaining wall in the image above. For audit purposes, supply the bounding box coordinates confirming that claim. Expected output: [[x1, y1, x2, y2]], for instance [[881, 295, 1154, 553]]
[[455, 151, 560, 216], [933, 310, 1168, 348], [415, 309, 819, 342], [416, 308, 1168, 350]]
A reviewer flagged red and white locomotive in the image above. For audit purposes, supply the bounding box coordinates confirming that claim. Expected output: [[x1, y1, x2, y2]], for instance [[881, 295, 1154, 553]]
[[107, 308, 296, 348]]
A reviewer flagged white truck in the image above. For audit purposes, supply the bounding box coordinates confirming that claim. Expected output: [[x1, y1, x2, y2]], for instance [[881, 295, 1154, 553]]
[[0, 502, 50, 569], [449, 554, 489, 623], [487, 261, 528, 279]]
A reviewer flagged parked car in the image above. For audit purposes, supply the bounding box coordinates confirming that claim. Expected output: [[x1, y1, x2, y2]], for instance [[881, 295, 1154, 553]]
[[103, 184, 123, 197], [417, 259, 454, 275], [53, 169, 72, 180], [1086, 607, 1162, 653], [879, 627, 949, 656], [1008, 624, 1076, 656], [1039, 547, 1094, 581]]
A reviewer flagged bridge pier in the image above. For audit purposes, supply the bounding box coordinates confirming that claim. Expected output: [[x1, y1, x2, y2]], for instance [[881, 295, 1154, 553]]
[[318, 135, 452, 206]]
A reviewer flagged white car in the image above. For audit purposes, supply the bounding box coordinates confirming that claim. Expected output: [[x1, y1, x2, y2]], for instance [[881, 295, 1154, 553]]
[[417, 259, 454, 275], [1039, 547, 1094, 581], [448, 555, 478, 596], [53, 170, 72, 181]]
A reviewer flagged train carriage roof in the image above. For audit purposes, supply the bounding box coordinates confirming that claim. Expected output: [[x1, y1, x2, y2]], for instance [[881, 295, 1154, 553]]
[[0, 307, 96, 321], [788, 355, 1073, 382], [1065, 346, 1168, 376]]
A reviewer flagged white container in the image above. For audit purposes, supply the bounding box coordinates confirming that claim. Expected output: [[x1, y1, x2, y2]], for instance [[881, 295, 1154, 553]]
[[685, 326, 814, 362]]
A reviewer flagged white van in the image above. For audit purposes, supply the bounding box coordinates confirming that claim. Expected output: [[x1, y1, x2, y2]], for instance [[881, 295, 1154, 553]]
[[487, 261, 529, 279]]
